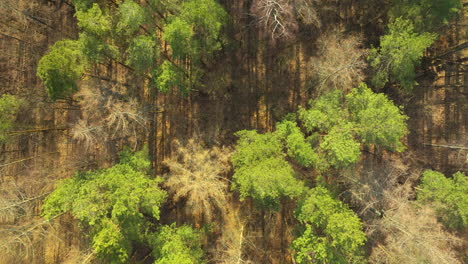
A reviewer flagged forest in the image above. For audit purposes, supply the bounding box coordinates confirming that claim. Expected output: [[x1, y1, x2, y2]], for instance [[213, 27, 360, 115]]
[[0, 0, 467, 263]]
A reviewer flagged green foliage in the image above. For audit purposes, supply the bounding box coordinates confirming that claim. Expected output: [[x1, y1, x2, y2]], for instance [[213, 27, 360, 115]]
[[231, 130, 305, 210], [0, 94, 21, 143], [297, 84, 407, 169], [117, 0, 147, 36], [43, 148, 167, 263], [78, 32, 118, 62], [346, 83, 408, 151], [369, 18, 436, 91], [298, 90, 345, 134], [37, 40, 87, 100], [126, 35, 158, 72], [176, 0, 228, 58], [72, 0, 94, 11], [231, 85, 407, 209], [155, 61, 186, 93], [163, 17, 194, 59], [320, 123, 361, 168], [293, 186, 366, 264], [389, 0, 462, 32], [417, 170, 468, 230], [149, 224, 205, 264], [276, 120, 318, 168], [40, 0, 228, 97], [75, 4, 111, 36]]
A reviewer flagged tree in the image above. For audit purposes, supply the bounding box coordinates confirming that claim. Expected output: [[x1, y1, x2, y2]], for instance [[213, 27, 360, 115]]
[[251, 0, 324, 40], [148, 224, 206, 264], [0, 94, 21, 143], [251, 0, 298, 40], [38, 0, 228, 99], [389, 0, 462, 33], [369, 187, 463, 264], [231, 84, 408, 207], [231, 130, 305, 210], [163, 139, 231, 222], [368, 18, 436, 92], [346, 83, 408, 152], [293, 186, 366, 264], [311, 32, 368, 93], [298, 83, 408, 168], [37, 40, 87, 99], [417, 170, 467, 230], [42, 147, 167, 263]]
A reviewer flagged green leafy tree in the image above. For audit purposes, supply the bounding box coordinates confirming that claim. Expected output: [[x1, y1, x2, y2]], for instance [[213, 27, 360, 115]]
[[126, 35, 158, 73], [75, 3, 112, 37], [368, 18, 436, 91], [37, 40, 87, 99], [0, 94, 21, 143], [148, 224, 206, 264], [298, 90, 346, 134], [276, 120, 319, 168], [232, 84, 408, 208], [320, 123, 361, 168], [389, 0, 462, 33], [346, 83, 408, 151], [43, 147, 167, 263], [38, 0, 228, 99], [297, 84, 407, 168], [417, 170, 467, 230], [293, 186, 366, 264], [231, 130, 305, 210], [116, 0, 147, 36]]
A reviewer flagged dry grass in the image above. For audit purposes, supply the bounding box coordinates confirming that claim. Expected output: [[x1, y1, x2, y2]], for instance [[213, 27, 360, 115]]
[[163, 139, 232, 222]]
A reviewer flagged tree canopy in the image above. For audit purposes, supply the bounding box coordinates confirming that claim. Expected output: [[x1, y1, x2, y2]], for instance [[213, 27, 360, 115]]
[[417, 170, 468, 230], [43, 147, 167, 263], [369, 18, 436, 92], [293, 186, 366, 264], [231, 130, 305, 210], [37, 0, 228, 99]]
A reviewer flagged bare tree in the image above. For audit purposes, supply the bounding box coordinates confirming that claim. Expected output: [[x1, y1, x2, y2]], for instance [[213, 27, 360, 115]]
[[163, 139, 231, 222], [72, 84, 147, 148], [369, 202, 463, 264], [310, 31, 368, 93], [251, 0, 298, 40], [294, 0, 321, 27], [342, 156, 464, 264]]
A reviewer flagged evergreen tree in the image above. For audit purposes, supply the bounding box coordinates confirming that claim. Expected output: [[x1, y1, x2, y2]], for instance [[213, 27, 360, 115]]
[[231, 130, 305, 210], [148, 224, 206, 264]]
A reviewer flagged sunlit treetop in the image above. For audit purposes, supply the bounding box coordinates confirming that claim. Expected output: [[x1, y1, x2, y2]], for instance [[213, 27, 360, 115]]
[[293, 186, 366, 264], [231, 130, 306, 210], [37, 40, 87, 100], [39, 0, 228, 99], [369, 18, 436, 92], [417, 170, 467, 230], [43, 147, 167, 263]]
